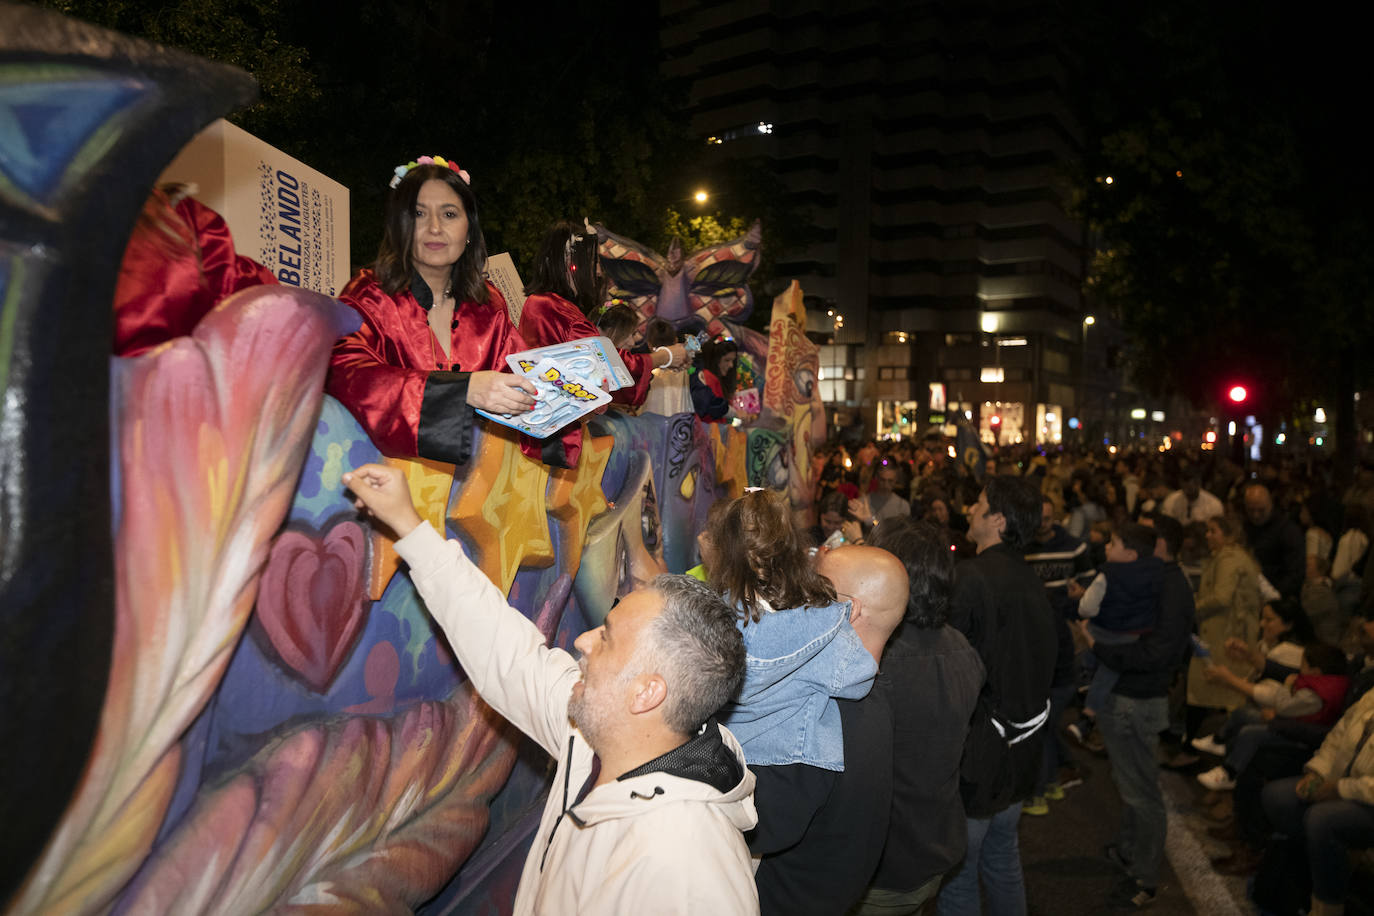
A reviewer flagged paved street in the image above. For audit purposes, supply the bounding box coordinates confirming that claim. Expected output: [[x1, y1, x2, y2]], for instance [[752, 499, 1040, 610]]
[[1019, 741, 1250, 915]]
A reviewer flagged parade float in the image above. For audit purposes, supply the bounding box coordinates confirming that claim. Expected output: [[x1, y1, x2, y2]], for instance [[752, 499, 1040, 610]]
[[0, 8, 825, 913]]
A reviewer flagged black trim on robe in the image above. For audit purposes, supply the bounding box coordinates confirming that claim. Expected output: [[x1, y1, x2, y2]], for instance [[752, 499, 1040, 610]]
[[418, 371, 475, 464]]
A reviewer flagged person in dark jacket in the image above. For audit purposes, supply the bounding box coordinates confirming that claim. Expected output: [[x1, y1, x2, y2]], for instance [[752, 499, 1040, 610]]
[[853, 519, 986, 914], [1244, 481, 1305, 600], [1082, 527, 1196, 910], [690, 337, 738, 422], [937, 477, 1058, 916]]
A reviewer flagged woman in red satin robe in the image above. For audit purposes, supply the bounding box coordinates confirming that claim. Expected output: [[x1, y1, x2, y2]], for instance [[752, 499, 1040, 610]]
[[113, 185, 277, 357], [518, 221, 686, 466], [327, 159, 536, 466]]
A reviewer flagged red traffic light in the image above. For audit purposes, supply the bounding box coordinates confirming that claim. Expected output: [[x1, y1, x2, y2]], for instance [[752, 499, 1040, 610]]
[[989, 414, 1002, 426], [1227, 385, 1248, 404]]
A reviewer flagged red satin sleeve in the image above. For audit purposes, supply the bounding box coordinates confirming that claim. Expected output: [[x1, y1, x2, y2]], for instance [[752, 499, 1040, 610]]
[[177, 196, 277, 301], [112, 189, 276, 357], [518, 293, 654, 406], [327, 275, 431, 459]]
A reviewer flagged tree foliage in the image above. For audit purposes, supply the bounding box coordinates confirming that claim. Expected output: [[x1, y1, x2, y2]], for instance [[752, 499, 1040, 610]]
[[39, 0, 320, 141], [1067, 0, 1373, 430]]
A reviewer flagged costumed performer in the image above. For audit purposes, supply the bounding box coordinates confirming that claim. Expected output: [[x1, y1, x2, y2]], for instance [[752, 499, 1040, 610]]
[[327, 156, 537, 466], [691, 336, 739, 422], [114, 183, 277, 357], [518, 221, 687, 466]]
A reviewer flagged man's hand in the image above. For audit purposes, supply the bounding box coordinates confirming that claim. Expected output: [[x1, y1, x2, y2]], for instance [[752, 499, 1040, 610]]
[[1296, 771, 1339, 802], [343, 463, 424, 538], [841, 520, 863, 544], [1066, 579, 1086, 600], [466, 371, 538, 414], [848, 495, 875, 525], [1076, 619, 1095, 648]]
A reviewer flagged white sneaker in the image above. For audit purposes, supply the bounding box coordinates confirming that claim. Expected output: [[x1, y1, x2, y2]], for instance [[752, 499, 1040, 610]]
[[1190, 734, 1227, 756], [1197, 765, 1236, 791]]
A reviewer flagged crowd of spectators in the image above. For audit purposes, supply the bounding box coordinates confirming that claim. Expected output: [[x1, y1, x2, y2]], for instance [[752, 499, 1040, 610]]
[[810, 433, 1374, 915]]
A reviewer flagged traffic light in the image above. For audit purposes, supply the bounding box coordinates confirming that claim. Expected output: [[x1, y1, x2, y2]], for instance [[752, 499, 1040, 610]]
[[989, 414, 1002, 430], [1227, 385, 1248, 404]]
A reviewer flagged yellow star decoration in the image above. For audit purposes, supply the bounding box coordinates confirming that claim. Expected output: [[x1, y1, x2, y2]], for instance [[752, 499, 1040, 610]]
[[451, 428, 556, 595], [367, 454, 457, 600], [546, 430, 613, 577], [712, 424, 749, 497]]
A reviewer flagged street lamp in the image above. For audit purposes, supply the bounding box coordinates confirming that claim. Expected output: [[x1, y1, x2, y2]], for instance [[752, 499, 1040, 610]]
[[1079, 315, 1094, 442], [693, 189, 709, 204]]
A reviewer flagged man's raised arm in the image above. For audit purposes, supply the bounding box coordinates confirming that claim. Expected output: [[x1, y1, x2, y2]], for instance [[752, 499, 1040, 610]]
[[344, 463, 578, 756]]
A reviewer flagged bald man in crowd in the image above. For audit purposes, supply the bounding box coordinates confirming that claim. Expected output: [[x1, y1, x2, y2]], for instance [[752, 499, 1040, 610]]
[[748, 545, 910, 915]]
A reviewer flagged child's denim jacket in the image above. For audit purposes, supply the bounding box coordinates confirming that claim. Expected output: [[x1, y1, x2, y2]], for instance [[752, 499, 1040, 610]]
[[720, 597, 878, 771]]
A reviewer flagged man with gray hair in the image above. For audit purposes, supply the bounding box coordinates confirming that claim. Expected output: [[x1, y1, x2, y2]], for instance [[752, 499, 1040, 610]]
[[344, 463, 759, 916]]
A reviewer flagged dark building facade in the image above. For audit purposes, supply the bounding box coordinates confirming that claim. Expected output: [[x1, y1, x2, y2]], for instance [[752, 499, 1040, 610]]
[[662, 0, 1097, 445]]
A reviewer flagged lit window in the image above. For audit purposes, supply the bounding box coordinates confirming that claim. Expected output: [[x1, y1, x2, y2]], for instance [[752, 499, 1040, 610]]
[[980, 367, 1004, 383]]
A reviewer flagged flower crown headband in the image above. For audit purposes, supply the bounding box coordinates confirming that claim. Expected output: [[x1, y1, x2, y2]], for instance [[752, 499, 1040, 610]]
[[390, 155, 470, 189]]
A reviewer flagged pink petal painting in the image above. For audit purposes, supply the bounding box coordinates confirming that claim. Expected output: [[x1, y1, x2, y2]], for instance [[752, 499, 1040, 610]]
[[9, 286, 356, 916]]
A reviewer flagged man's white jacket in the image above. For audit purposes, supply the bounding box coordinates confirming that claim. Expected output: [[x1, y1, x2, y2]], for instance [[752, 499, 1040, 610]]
[[396, 522, 760, 915]]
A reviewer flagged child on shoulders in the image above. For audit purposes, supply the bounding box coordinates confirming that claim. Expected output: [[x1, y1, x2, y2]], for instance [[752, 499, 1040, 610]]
[[1068, 523, 1165, 742]]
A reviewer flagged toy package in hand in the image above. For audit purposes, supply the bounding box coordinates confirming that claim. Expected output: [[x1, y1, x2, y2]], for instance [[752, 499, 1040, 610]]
[[476, 358, 611, 438], [505, 336, 632, 391]]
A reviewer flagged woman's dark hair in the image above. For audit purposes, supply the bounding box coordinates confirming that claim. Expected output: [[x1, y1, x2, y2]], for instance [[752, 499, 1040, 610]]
[[643, 317, 678, 349], [524, 220, 603, 314], [1267, 597, 1315, 644], [869, 517, 953, 629], [708, 489, 837, 622], [699, 337, 739, 397], [596, 304, 641, 348], [375, 164, 488, 303]]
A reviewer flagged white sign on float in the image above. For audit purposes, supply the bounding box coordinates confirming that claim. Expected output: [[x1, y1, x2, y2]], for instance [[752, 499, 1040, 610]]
[[485, 252, 527, 326], [158, 119, 351, 297]]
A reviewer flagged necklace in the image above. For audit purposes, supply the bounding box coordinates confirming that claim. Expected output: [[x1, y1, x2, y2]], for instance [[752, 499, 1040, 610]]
[[442, 283, 452, 300]]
